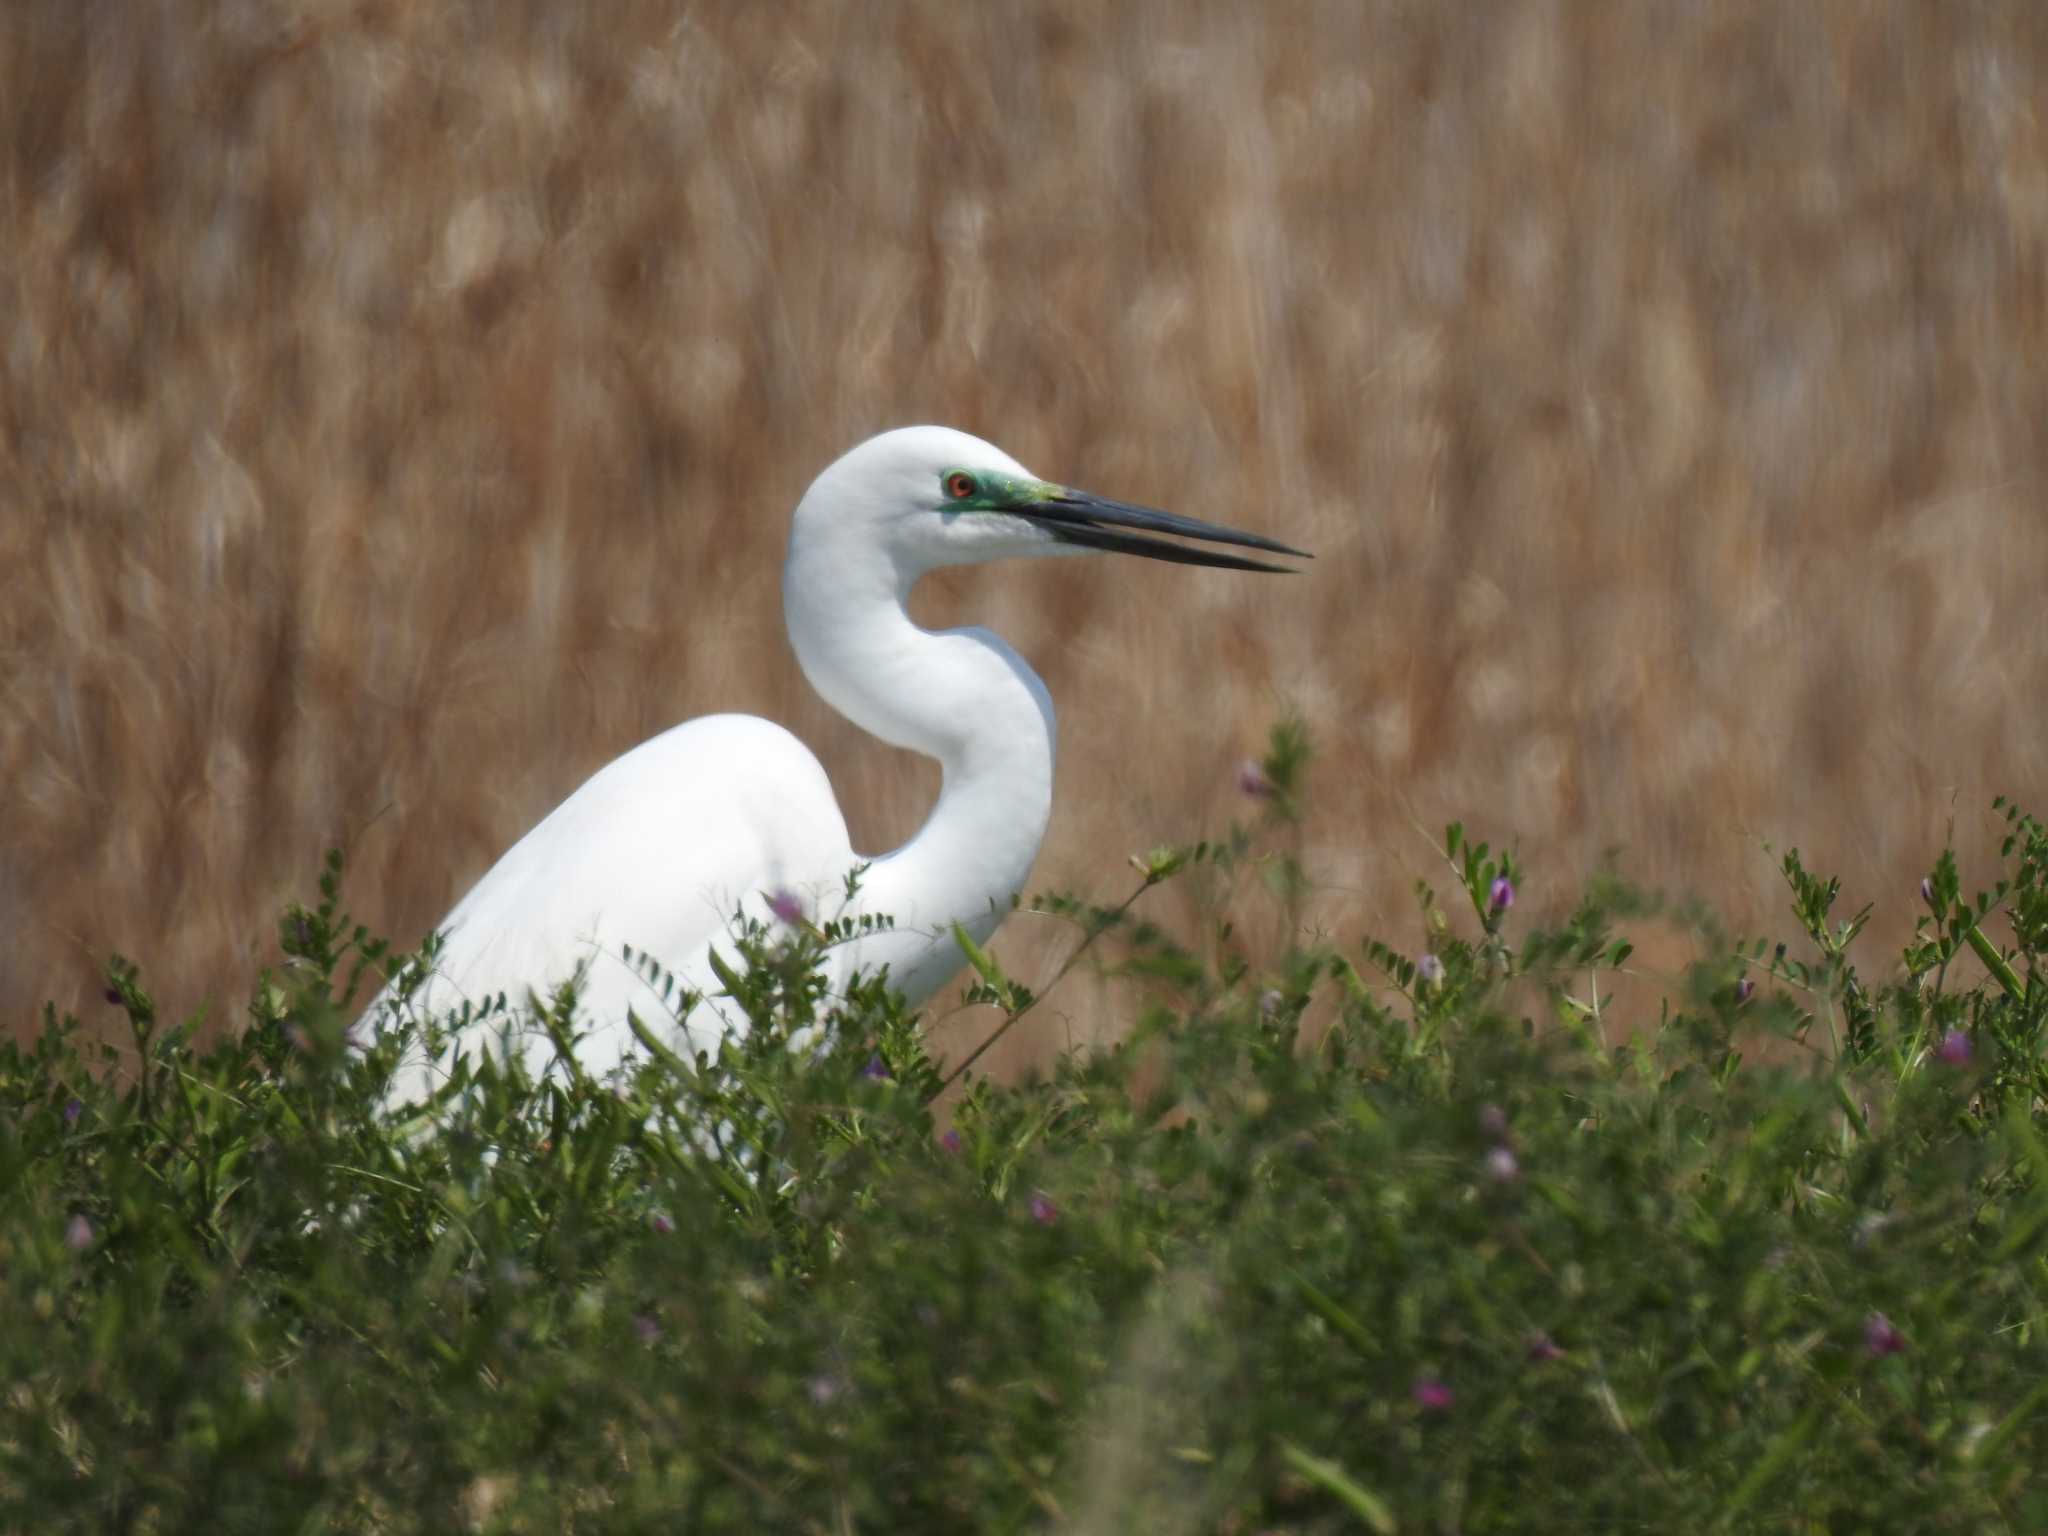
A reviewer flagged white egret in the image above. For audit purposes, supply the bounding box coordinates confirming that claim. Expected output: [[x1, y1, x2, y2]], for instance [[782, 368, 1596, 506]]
[[366, 426, 1305, 1102]]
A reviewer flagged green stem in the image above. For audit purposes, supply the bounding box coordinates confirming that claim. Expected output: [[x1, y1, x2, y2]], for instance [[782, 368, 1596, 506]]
[[932, 875, 1156, 1097], [1965, 922, 2025, 1001]]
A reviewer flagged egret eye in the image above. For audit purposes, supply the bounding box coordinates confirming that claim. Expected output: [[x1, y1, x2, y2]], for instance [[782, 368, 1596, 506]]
[[943, 471, 978, 500]]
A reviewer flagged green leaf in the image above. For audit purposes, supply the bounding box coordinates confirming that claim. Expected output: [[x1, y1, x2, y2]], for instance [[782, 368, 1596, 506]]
[[1291, 1271, 1379, 1358], [952, 923, 1005, 989], [1278, 1442, 1396, 1533]]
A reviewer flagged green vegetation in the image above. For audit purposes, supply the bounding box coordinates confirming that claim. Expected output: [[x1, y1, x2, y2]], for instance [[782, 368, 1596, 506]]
[[7, 732, 2048, 1532]]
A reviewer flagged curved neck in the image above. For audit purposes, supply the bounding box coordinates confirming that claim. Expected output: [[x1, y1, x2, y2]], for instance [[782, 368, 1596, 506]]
[[783, 539, 1057, 1000]]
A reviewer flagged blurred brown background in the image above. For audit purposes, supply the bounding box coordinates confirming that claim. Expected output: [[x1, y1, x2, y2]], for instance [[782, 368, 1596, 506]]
[[5, 2, 2045, 1072]]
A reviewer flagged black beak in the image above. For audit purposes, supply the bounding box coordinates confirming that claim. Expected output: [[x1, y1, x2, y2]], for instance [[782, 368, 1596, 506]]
[[1021, 490, 1311, 573]]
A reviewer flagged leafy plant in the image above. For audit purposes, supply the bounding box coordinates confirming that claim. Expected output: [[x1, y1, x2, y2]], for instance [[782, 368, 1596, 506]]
[[4, 727, 2046, 1532]]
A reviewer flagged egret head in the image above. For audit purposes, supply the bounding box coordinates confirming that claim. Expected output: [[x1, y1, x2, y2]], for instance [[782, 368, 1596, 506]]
[[792, 425, 1307, 584]]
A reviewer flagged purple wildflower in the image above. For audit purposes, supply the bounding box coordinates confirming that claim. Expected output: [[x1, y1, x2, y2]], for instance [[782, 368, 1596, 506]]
[[1526, 1332, 1565, 1364], [1735, 975, 1755, 1005], [103, 987, 122, 1006], [1237, 758, 1274, 799], [649, 1213, 675, 1235], [1936, 1029, 1972, 1067], [766, 888, 806, 926], [1919, 877, 1936, 908], [1864, 1311, 1906, 1358], [1258, 989, 1283, 1017], [1485, 1145, 1520, 1182], [862, 1054, 891, 1080], [65, 1214, 93, 1252], [1028, 1190, 1057, 1227], [63, 1099, 82, 1127], [1411, 1376, 1455, 1411], [632, 1314, 660, 1345], [807, 1373, 844, 1407], [1416, 953, 1444, 985], [940, 1127, 963, 1154], [1489, 876, 1515, 913]]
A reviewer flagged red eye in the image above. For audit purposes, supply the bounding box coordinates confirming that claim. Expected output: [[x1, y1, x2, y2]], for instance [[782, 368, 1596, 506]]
[[944, 472, 977, 500]]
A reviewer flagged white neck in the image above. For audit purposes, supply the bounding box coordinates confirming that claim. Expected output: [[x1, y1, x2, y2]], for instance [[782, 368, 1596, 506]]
[[782, 536, 1056, 1003]]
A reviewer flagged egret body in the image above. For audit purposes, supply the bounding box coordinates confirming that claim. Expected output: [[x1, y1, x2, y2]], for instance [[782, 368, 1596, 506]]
[[370, 426, 1304, 1102]]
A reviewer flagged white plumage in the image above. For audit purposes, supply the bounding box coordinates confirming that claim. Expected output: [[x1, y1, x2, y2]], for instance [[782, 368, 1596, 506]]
[[363, 426, 1304, 1104]]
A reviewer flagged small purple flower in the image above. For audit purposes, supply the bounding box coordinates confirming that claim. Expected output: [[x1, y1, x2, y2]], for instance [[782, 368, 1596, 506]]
[[1489, 876, 1515, 913], [1526, 1331, 1565, 1363], [1936, 1029, 1972, 1067], [1258, 989, 1283, 1017], [1734, 975, 1755, 1005], [1864, 1311, 1906, 1358], [103, 987, 122, 1006], [1237, 759, 1274, 799], [1411, 1376, 1454, 1411], [862, 1054, 890, 1080], [1416, 953, 1444, 985], [1485, 1146, 1520, 1182], [1919, 877, 1936, 908], [766, 888, 806, 926], [62, 1099, 82, 1127], [1478, 1103, 1509, 1140], [940, 1127, 963, 1154], [632, 1313, 660, 1345], [64, 1214, 93, 1252], [1028, 1190, 1057, 1227], [649, 1213, 675, 1235], [807, 1373, 845, 1407]]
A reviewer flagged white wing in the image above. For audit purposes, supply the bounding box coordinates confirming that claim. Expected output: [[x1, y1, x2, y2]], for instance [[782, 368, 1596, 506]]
[[367, 713, 857, 1103]]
